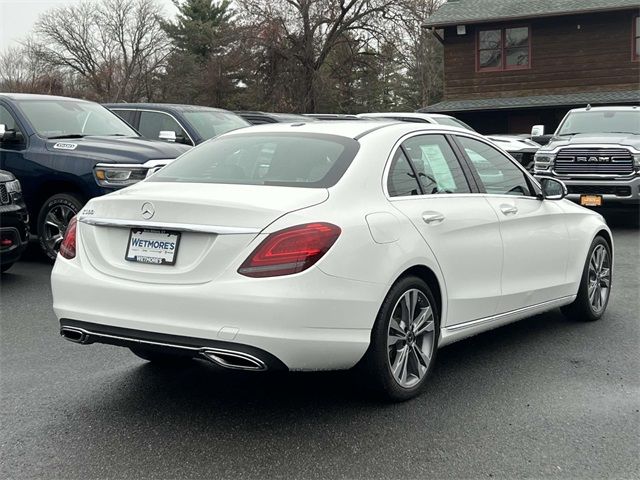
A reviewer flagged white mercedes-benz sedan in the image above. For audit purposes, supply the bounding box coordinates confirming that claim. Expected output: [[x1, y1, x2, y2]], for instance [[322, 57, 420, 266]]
[[51, 121, 613, 401]]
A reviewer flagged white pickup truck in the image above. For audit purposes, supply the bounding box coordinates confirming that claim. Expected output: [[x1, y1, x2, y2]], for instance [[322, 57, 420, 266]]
[[533, 106, 640, 207]]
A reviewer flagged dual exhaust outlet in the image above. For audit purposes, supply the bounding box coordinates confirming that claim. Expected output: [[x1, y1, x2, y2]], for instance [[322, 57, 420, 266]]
[[60, 327, 267, 371]]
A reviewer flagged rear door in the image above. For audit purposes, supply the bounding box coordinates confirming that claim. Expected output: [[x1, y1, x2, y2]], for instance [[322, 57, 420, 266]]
[[386, 133, 503, 326], [454, 134, 571, 313]]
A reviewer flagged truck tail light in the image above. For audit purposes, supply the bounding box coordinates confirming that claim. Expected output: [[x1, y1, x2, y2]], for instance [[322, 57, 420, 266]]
[[238, 223, 341, 278], [59, 216, 78, 259]]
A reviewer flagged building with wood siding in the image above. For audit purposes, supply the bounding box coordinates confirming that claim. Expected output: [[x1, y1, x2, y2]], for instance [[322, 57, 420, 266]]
[[420, 0, 640, 134]]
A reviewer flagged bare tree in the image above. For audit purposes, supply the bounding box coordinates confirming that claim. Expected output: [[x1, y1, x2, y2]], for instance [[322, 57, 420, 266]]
[[391, 0, 444, 108], [32, 0, 171, 101], [238, 0, 399, 112]]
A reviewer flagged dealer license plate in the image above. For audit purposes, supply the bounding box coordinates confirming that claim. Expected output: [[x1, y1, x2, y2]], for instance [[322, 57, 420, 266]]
[[580, 195, 602, 207], [125, 228, 181, 265]]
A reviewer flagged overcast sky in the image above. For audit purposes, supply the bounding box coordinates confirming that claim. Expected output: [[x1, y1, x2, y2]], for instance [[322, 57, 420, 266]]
[[0, 0, 178, 52]]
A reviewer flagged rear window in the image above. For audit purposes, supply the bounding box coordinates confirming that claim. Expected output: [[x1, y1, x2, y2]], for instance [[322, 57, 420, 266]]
[[149, 132, 359, 188]]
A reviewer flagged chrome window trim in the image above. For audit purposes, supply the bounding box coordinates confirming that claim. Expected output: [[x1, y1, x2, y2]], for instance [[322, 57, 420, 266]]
[[79, 216, 260, 235], [382, 129, 541, 201], [110, 108, 196, 145]]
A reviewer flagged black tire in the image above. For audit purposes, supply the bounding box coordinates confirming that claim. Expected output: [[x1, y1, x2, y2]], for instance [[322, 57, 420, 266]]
[[129, 345, 195, 365], [361, 275, 440, 402], [37, 193, 84, 262], [1, 262, 14, 273], [561, 235, 612, 322]]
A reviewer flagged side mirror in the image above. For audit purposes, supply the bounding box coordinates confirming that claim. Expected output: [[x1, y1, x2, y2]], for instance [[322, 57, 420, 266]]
[[531, 125, 545, 137], [540, 177, 567, 200], [158, 130, 177, 142], [0, 124, 24, 145]]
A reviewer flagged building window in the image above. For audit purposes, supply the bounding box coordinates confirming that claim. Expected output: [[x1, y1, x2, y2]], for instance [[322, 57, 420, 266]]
[[634, 16, 639, 61], [477, 26, 530, 71]]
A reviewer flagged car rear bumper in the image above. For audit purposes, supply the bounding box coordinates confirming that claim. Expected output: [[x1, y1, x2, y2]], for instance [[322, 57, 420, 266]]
[[51, 256, 385, 371], [535, 175, 640, 205]]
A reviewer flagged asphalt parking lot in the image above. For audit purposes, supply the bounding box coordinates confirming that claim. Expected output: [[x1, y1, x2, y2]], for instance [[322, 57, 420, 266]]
[[1, 210, 639, 480]]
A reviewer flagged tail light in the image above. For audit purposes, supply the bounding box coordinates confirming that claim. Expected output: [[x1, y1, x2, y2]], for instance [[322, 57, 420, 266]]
[[238, 222, 341, 278], [59, 216, 78, 259]]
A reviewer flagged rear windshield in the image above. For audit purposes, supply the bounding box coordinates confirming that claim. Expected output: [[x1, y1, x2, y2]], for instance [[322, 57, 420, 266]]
[[149, 132, 359, 188]]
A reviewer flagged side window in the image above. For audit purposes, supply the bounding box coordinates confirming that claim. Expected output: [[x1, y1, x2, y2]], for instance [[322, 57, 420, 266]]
[[0, 105, 20, 133], [387, 149, 421, 197], [401, 135, 471, 194], [457, 136, 533, 196], [111, 109, 135, 125], [138, 111, 190, 144]]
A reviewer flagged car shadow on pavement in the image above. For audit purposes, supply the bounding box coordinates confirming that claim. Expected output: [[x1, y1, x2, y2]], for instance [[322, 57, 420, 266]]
[[86, 308, 583, 416]]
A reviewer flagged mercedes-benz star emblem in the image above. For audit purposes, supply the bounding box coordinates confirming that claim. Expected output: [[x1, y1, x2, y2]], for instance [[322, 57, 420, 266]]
[[141, 202, 155, 220]]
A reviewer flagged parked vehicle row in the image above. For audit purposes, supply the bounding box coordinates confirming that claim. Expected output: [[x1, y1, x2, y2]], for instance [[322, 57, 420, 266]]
[[0, 94, 191, 260], [51, 120, 612, 401]]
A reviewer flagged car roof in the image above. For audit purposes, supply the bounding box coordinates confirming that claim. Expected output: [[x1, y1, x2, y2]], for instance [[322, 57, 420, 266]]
[[104, 103, 230, 113], [357, 112, 454, 120], [568, 105, 640, 113], [223, 119, 471, 140], [0, 93, 94, 103]]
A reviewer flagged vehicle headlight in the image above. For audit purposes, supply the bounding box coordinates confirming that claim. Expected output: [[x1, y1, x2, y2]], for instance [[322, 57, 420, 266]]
[[5, 179, 21, 193], [533, 152, 555, 172], [94, 164, 149, 188], [633, 153, 640, 169]]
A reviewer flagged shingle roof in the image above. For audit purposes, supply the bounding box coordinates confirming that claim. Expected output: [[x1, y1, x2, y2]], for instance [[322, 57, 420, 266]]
[[418, 90, 640, 113], [424, 0, 640, 27]]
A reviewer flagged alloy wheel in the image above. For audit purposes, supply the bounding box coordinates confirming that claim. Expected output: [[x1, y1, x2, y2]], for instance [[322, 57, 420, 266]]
[[588, 244, 611, 314], [43, 204, 76, 253], [387, 289, 435, 388]]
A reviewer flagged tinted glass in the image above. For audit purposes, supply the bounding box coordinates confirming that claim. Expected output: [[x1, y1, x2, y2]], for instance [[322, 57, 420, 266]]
[[387, 149, 421, 197], [16, 100, 137, 138], [557, 110, 640, 136], [0, 105, 19, 132], [139, 111, 190, 144], [402, 135, 470, 194], [150, 133, 359, 188], [182, 110, 248, 140], [111, 109, 135, 125], [458, 136, 532, 196]]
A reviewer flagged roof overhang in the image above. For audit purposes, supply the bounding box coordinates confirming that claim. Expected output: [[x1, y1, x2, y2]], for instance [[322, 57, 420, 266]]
[[423, 5, 638, 29], [419, 91, 640, 113]]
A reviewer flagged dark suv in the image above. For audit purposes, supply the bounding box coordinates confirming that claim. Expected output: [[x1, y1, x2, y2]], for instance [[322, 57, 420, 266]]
[[105, 103, 249, 146], [0, 93, 191, 260], [0, 169, 29, 273]]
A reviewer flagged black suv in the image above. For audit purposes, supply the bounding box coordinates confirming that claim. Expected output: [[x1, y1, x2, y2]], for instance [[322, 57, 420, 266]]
[[0, 93, 191, 260], [105, 103, 249, 146], [0, 169, 29, 273]]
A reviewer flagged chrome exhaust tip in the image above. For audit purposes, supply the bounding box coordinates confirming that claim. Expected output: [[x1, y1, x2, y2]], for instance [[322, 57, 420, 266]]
[[60, 327, 89, 344], [200, 348, 267, 371]]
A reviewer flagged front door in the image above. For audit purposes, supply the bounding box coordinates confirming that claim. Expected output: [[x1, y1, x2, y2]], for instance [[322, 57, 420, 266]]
[[455, 135, 571, 313]]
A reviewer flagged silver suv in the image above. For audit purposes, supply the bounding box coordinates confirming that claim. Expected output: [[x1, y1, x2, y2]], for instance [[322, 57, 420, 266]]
[[533, 106, 640, 207]]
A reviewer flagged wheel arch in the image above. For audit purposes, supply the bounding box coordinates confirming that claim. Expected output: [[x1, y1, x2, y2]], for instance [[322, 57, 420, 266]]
[[33, 180, 88, 223], [395, 264, 444, 324]]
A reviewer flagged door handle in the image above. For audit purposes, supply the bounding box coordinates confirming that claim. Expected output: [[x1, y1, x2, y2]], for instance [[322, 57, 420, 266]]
[[499, 204, 518, 215], [422, 211, 445, 224]]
